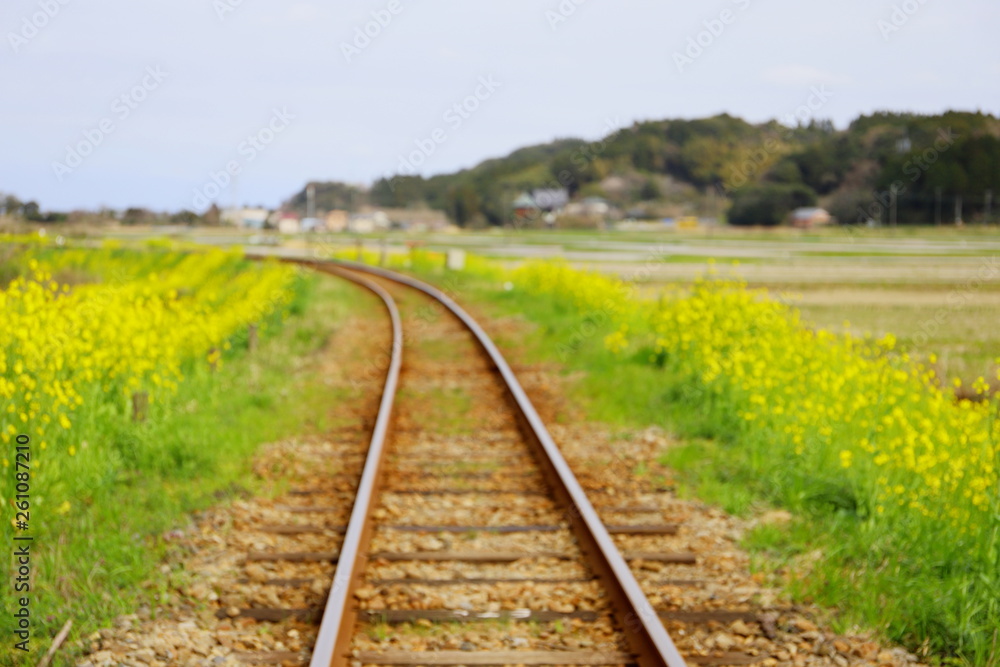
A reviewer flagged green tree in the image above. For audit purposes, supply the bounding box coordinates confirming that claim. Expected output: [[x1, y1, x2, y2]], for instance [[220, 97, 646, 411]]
[[639, 178, 662, 201], [446, 186, 480, 226], [202, 204, 221, 226], [549, 150, 600, 196], [728, 184, 817, 226], [170, 210, 200, 225], [371, 175, 427, 208], [23, 201, 41, 221], [1, 194, 23, 217]]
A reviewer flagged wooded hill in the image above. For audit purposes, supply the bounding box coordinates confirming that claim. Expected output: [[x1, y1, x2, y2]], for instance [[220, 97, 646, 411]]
[[286, 110, 1000, 226]]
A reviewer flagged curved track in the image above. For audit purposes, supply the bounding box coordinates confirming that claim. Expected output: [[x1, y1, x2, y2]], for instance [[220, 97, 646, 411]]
[[285, 259, 686, 667]]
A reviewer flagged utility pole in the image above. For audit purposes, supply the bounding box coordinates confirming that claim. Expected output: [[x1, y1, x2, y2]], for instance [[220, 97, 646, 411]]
[[306, 183, 316, 220], [232, 175, 240, 220], [955, 195, 963, 225], [708, 185, 715, 238], [889, 184, 897, 227]]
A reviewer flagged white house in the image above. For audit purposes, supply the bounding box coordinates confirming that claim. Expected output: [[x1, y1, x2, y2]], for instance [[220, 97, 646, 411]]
[[347, 211, 390, 233], [277, 213, 301, 234]]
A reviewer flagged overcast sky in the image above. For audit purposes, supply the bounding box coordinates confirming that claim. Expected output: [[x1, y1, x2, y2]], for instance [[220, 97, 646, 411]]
[[2, 0, 998, 212]]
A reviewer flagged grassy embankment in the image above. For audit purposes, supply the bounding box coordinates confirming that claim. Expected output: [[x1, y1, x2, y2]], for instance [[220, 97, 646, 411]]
[[0, 245, 371, 664], [392, 253, 999, 667]]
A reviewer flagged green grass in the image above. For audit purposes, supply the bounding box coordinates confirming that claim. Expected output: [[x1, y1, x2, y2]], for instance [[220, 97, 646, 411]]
[[0, 272, 373, 666]]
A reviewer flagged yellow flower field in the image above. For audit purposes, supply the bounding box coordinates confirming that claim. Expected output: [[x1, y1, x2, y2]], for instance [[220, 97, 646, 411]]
[[497, 259, 1000, 657], [508, 261, 1000, 526], [0, 243, 298, 518]]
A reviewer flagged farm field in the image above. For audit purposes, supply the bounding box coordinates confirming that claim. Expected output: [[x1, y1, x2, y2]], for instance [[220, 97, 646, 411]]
[[418, 230, 999, 386], [91, 222, 1000, 400], [111, 224, 999, 387]]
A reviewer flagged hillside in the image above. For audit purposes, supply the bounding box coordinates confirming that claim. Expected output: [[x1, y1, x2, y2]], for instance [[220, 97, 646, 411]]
[[289, 110, 1000, 227]]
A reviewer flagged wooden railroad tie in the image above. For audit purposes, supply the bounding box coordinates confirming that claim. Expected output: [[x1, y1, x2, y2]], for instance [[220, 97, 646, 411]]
[[239, 575, 706, 588], [232, 650, 306, 664], [243, 549, 696, 564], [254, 523, 678, 535], [355, 650, 634, 665], [354, 652, 766, 666], [361, 609, 601, 624], [231, 651, 770, 667]]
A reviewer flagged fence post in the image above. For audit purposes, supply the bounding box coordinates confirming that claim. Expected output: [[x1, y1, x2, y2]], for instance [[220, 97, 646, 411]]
[[248, 324, 258, 352]]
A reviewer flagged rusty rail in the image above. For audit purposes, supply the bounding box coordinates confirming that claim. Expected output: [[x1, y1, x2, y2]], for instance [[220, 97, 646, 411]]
[[303, 263, 403, 667], [290, 257, 686, 667]]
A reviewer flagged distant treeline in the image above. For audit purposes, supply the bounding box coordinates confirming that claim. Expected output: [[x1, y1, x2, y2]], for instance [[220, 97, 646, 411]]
[[0, 198, 221, 227], [289, 110, 1000, 227]]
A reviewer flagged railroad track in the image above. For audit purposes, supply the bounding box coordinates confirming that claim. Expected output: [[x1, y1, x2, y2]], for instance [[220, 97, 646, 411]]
[[225, 258, 785, 667]]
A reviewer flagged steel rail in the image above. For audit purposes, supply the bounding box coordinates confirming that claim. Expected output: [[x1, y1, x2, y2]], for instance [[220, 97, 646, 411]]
[[313, 259, 688, 667], [296, 262, 404, 667]]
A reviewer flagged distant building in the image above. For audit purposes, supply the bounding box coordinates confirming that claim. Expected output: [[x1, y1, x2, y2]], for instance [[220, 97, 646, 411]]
[[325, 210, 349, 232], [301, 217, 325, 232], [511, 189, 569, 217], [790, 207, 832, 228], [512, 193, 540, 219], [564, 197, 611, 218], [347, 211, 390, 234], [531, 188, 569, 211], [221, 207, 270, 229], [220, 208, 241, 226], [379, 207, 449, 231], [277, 212, 301, 234]]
